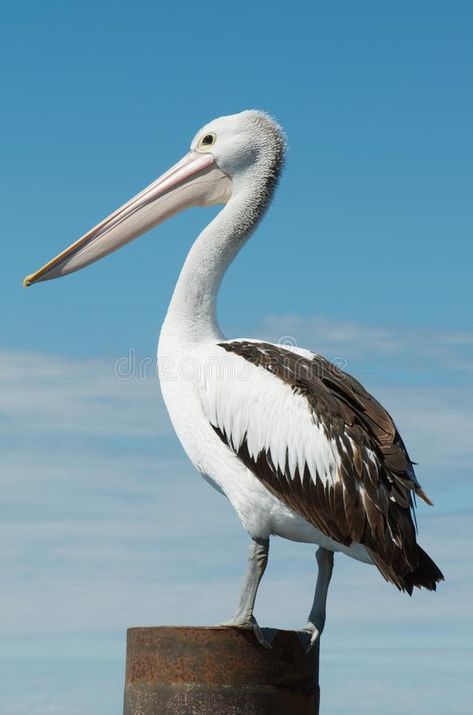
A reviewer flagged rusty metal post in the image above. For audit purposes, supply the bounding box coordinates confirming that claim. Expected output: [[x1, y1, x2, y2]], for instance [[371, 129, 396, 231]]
[[123, 626, 319, 715]]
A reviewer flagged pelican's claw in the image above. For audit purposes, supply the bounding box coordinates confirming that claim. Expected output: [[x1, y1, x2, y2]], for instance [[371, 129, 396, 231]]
[[297, 623, 321, 653], [218, 616, 273, 649]]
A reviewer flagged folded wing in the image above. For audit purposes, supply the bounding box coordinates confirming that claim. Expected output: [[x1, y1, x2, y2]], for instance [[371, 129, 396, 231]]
[[197, 340, 441, 592]]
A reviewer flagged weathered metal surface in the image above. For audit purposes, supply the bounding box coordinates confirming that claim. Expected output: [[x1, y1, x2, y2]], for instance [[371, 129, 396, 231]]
[[123, 626, 319, 715]]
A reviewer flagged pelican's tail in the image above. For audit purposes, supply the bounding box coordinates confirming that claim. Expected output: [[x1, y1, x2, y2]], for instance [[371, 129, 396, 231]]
[[404, 546, 444, 593]]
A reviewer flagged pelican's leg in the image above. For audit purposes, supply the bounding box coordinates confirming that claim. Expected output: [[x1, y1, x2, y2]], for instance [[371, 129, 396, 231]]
[[221, 536, 270, 646], [301, 547, 334, 650]]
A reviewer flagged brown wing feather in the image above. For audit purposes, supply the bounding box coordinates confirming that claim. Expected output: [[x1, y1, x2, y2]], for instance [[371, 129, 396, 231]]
[[215, 341, 442, 593]]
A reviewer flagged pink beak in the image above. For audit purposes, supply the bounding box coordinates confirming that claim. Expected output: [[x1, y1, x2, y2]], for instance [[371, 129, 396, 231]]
[[24, 150, 230, 286]]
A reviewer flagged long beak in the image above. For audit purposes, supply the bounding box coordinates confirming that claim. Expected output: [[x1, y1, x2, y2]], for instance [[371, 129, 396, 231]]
[[24, 151, 230, 286]]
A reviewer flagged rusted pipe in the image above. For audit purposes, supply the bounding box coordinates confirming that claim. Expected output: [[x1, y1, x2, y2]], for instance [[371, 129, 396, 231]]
[[123, 626, 319, 715]]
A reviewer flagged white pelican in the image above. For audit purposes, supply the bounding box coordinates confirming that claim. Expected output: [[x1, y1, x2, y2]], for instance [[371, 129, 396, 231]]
[[24, 110, 443, 646]]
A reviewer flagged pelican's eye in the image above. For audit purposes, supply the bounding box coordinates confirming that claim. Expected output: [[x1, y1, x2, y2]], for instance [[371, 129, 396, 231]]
[[197, 132, 216, 150]]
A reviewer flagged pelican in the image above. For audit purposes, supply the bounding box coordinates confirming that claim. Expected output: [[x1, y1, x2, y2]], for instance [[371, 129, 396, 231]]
[[24, 110, 443, 646]]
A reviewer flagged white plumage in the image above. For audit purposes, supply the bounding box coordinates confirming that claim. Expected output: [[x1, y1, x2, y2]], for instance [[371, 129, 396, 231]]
[[199, 343, 341, 488]]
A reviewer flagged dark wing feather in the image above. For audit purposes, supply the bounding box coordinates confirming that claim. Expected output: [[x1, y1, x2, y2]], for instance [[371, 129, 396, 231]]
[[215, 341, 442, 593]]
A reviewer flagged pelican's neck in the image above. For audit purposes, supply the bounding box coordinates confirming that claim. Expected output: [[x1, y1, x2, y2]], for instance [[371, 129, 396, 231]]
[[160, 122, 285, 349], [160, 188, 256, 345], [161, 155, 283, 347]]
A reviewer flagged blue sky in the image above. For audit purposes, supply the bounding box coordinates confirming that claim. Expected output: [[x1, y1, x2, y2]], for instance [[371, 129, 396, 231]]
[[1, 1, 472, 713]]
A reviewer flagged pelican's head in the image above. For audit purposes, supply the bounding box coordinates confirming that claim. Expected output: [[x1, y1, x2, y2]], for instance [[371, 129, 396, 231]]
[[23, 110, 285, 286], [192, 110, 285, 183]]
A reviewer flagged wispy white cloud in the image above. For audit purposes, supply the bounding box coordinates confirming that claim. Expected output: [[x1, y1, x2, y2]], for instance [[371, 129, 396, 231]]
[[257, 314, 473, 378], [0, 350, 170, 439]]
